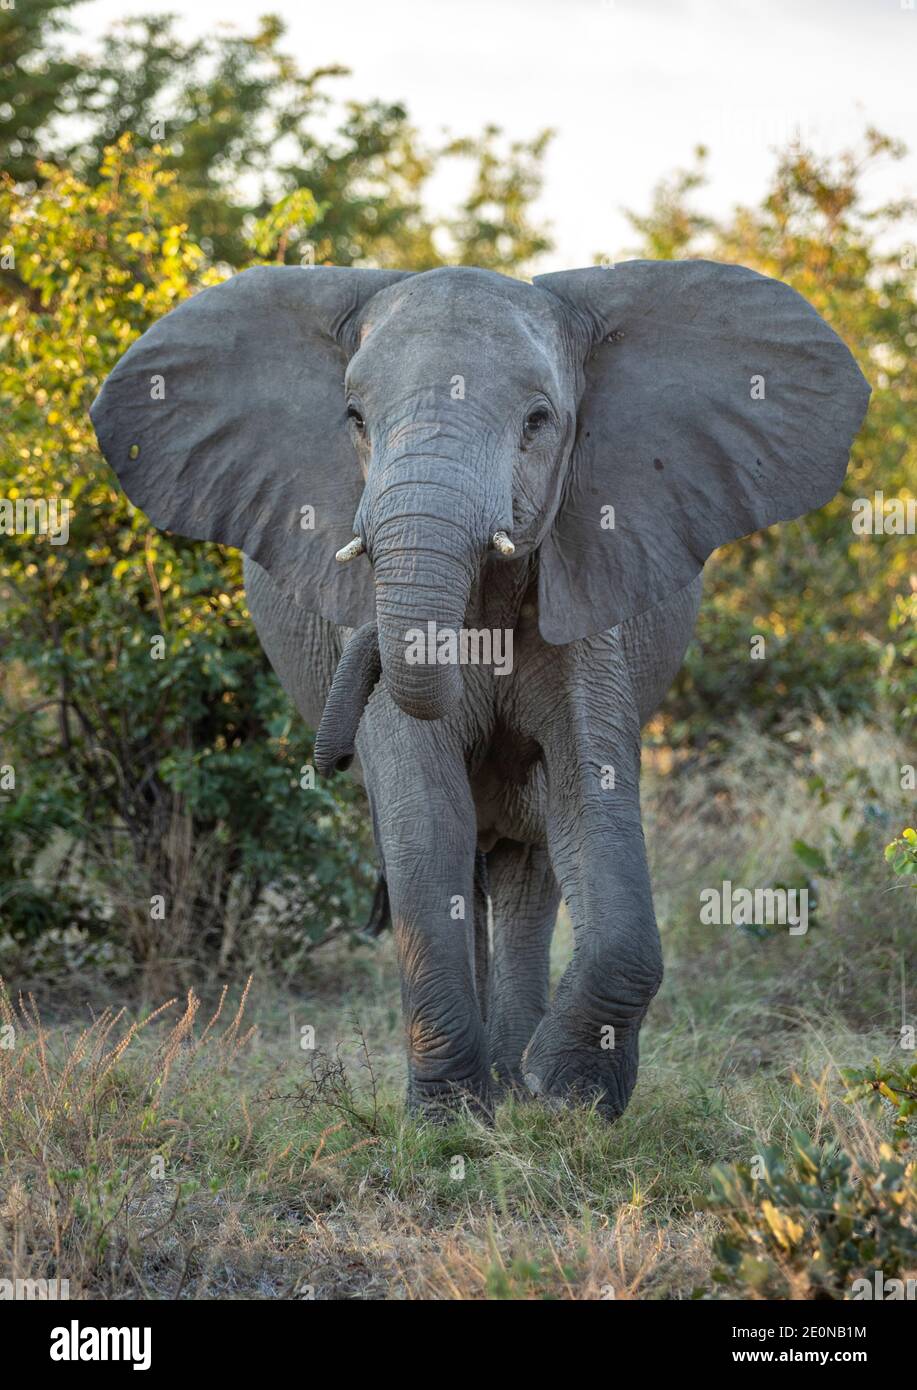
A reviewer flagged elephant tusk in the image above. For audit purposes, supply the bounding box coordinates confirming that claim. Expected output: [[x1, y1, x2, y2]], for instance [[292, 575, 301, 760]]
[[491, 530, 515, 557], [335, 535, 366, 563]]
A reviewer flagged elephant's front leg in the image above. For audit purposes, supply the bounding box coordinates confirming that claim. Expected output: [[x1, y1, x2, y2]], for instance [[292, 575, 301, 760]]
[[357, 698, 490, 1115], [521, 635, 662, 1119]]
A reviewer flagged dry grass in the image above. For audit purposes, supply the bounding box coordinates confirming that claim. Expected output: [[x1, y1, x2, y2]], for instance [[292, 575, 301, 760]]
[[0, 717, 912, 1299]]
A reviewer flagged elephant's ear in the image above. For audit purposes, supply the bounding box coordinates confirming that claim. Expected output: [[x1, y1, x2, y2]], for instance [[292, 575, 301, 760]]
[[91, 265, 412, 626], [533, 260, 870, 644]]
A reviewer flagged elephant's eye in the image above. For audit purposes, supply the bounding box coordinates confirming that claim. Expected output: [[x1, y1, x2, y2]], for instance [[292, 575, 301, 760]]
[[347, 405, 366, 433], [523, 407, 551, 441]]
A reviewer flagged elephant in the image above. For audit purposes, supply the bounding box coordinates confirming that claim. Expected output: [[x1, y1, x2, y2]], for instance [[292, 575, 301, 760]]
[[91, 259, 869, 1119]]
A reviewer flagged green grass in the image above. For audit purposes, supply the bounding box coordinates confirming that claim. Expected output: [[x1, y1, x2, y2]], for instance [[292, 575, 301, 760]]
[[0, 717, 912, 1299]]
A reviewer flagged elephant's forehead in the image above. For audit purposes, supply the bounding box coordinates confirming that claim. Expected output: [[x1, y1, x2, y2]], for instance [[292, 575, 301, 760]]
[[352, 270, 566, 395]]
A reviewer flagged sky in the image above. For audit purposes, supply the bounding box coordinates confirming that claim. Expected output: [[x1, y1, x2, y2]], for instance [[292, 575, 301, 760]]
[[75, 0, 917, 272]]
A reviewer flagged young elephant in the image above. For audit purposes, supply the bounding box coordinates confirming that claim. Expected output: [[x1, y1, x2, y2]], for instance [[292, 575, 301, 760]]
[[92, 261, 869, 1118]]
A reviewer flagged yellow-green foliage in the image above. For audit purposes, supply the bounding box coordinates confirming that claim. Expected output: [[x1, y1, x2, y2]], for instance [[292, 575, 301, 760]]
[[0, 8, 555, 975], [707, 1117, 916, 1300], [628, 133, 916, 743], [0, 141, 376, 976]]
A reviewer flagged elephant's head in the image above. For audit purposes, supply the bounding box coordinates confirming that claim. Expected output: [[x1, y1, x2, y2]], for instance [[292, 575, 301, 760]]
[[91, 260, 869, 726]]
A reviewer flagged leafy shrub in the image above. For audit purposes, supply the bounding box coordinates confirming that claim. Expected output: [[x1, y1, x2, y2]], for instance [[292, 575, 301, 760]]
[[632, 132, 916, 746], [0, 141, 378, 985], [885, 827, 917, 898], [707, 1127, 916, 1299], [1, 9, 554, 983], [705, 1060, 917, 1299], [841, 1057, 917, 1132]]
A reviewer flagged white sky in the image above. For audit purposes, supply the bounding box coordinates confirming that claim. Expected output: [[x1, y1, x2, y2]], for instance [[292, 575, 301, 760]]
[[74, 0, 917, 272]]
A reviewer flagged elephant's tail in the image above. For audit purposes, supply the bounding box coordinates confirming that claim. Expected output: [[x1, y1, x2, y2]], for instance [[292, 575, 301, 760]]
[[362, 871, 391, 938], [360, 853, 488, 946]]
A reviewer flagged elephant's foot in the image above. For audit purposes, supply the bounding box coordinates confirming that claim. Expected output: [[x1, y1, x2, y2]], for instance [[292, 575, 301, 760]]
[[403, 1000, 492, 1121], [488, 1063, 530, 1102], [407, 1069, 494, 1123], [487, 1026, 544, 1101], [520, 1013, 642, 1120]]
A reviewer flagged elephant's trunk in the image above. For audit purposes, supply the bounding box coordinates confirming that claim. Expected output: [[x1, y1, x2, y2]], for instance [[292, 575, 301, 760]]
[[369, 468, 479, 722]]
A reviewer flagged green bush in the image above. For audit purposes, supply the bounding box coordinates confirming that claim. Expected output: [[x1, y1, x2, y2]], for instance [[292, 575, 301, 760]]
[[0, 16, 554, 983], [885, 827, 917, 895], [631, 133, 916, 746], [704, 1062, 917, 1299], [0, 143, 380, 985], [2, 4, 913, 985]]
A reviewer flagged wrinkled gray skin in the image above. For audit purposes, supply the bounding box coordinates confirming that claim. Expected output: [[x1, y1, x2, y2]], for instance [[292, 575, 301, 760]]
[[246, 272, 701, 1116], [246, 554, 701, 1114], [92, 262, 869, 1119]]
